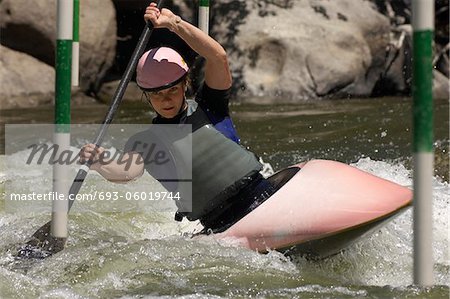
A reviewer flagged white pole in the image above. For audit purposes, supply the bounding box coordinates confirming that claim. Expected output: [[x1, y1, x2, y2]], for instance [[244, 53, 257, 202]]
[[198, 0, 209, 34], [72, 42, 79, 86], [72, 0, 79, 86], [52, 133, 71, 238], [412, 0, 434, 286]]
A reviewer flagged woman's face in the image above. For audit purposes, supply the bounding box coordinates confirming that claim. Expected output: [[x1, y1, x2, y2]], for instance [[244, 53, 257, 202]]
[[147, 81, 186, 119]]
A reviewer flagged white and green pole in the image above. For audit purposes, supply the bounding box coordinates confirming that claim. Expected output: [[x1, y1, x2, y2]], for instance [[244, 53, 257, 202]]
[[412, 0, 434, 286], [52, 0, 73, 239], [198, 0, 209, 33], [72, 0, 79, 87]]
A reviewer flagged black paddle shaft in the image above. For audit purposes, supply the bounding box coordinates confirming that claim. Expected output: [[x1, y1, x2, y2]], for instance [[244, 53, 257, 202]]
[[68, 0, 164, 211]]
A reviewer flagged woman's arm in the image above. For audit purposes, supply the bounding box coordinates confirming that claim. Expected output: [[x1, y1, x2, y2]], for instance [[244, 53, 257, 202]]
[[79, 144, 144, 183], [144, 2, 232, 90]]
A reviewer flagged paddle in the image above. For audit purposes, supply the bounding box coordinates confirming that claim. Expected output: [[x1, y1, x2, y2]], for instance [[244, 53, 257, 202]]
[[17, 0, 165, 259]]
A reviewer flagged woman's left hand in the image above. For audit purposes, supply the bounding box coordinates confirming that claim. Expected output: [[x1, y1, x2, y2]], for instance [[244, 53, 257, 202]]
[[144, 2, 177, 30]]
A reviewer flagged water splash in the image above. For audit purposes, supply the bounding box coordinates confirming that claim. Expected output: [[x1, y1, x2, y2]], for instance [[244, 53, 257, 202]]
[[0, 153, 449, 297]]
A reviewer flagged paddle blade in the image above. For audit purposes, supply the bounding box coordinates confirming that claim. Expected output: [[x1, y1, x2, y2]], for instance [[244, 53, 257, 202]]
[[16, 221, 67, 259]]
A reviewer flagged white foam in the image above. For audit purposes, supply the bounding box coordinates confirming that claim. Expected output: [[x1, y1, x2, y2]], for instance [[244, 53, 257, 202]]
[[1, 154, 448, 295]]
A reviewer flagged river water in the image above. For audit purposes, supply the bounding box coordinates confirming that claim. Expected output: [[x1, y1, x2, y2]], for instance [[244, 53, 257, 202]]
[[0, 97, 449, 298]]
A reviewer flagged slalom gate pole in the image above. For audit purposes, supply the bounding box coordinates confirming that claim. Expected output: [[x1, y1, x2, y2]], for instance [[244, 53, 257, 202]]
[[17, 0, 165, 259], [72, 0, 80, 86], [199, 0, 209, 33], [412, 0, 434, 286], [52, 0, 73, 238]]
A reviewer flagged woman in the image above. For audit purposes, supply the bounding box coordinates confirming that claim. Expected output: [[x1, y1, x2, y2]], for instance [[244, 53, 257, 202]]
[[81, 3, 276, 232]]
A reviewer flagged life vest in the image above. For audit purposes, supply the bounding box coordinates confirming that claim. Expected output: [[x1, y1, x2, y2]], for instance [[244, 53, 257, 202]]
[[176, 123, 262, 220], [127, 100, 262, 221], [200, 104, 240, 144]]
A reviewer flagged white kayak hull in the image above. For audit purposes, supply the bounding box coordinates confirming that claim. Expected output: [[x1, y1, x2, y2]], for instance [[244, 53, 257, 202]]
[[214, 159, 412, 258]]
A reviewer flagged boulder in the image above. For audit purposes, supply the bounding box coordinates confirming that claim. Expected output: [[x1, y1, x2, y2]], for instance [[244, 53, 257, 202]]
[[435, 44, 449, 78], [211, 0, 390, 101], [0, 0, 116, 94], [433, 70, 450, 100], [370, 0, 449, 97], [373, 24, 449, 98], [370, 0, 449, 47], [97, 80, 143, 104], [0, 45, 54, 109], [372, 25, 413, 96]]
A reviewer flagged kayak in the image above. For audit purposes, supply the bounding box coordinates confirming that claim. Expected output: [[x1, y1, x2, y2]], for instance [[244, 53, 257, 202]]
[[212, 159, 412, 259]]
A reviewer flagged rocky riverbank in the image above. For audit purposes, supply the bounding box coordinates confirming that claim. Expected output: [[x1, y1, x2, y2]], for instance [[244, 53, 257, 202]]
[[1, 0, 448, 108]]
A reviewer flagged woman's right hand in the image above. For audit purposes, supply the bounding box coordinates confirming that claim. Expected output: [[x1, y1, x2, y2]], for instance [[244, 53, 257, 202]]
[[79, 143, 105, 165], [79, 144, 144, 182]]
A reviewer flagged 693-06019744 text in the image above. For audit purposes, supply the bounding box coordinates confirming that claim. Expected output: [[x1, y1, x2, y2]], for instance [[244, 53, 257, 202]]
[[8, 191, 181, 201]]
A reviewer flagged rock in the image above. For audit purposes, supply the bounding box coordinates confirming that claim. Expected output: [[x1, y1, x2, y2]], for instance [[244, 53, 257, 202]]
[[369, 0, 449, 42], [0, 45, 54, 109], [433, 70, 449, 100], [78, 0, 117, 93], [0, 0, 55, 65], [97, 80, 143, 104], [372, 25, 412, 96], [211, 0, 390, 101], [0, 0, 116, 94], [369, 0, 449, 98], [435, 44, 449, 78], [373, 24, 449, 98]]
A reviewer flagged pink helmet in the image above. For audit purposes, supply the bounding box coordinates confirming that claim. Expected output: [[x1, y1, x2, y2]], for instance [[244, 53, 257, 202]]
[[136, 47, 189, 91]]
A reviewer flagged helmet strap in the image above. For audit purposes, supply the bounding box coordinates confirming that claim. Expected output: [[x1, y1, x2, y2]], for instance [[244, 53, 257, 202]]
[[178, 97, 188, 115]]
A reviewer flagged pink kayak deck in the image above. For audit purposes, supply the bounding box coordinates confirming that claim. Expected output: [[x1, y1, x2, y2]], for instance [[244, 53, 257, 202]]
[[214, 160, 412, 254]]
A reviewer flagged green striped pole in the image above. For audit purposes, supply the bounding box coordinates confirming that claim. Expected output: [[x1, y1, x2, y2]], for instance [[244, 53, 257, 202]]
[[72, 0, 79, 86], [52, 0, 73, 238], [199, 0, 209, 33], [412, 0, 434, 286]]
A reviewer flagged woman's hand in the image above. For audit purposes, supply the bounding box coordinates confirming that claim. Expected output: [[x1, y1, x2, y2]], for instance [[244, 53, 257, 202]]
[[79, 143, 105, 166], [144, 2, 178, 31], [143, 1, 232, 89], [78, 144, 144, 182]]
